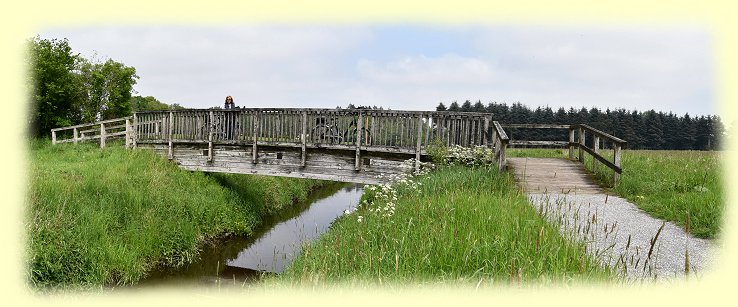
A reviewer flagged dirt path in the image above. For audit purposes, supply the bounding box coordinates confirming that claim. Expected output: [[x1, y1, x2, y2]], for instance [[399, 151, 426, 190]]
[[508, 157, 716, 280]]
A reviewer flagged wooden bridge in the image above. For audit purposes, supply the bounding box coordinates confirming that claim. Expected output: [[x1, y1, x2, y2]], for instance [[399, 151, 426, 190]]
[[50, 109, 625, 186]]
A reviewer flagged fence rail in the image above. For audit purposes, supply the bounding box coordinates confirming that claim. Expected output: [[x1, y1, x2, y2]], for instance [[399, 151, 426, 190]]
[[50, 117, 133, 148]]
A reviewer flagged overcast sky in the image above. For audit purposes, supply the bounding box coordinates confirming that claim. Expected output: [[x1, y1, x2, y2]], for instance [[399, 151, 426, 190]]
[[41, 24, 716, 116]]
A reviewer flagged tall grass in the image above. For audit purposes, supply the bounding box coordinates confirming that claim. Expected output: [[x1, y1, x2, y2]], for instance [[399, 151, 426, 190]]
[[27, 139, 326, 288], [506, 148, 723, 239], [271, 166, 612, 286]]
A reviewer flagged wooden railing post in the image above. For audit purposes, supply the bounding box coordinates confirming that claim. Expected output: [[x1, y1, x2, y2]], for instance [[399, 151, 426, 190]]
[[124, 119, 130, 148], [568, 127, 575, 160], [73, 128, 78, 144], [355, 110, 363, 171], [168, 111, 174, 159], [415, 114, 423, 172], [252, 111, 259, 164], [593, 134, 600, 173], [483, 117, 490, 147], [100, 123, 106, 148], [301, 111, 307, 167], [208, 110, 214, 162], [578, 126, 584, 163], [51, 130, 57, 145], [132, 113, 138, 149], [614, 143, 622, 186]]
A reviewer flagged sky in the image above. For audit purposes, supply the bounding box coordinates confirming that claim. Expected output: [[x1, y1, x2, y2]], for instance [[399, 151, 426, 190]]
[[41, 24, 717, 116]]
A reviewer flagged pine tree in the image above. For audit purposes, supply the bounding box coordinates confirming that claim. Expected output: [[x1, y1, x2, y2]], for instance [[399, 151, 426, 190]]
[[436, 102, 447, 111]]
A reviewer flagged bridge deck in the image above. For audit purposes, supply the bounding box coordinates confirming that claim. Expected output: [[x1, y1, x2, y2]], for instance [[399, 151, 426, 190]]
[[507, 157, 603, 194]]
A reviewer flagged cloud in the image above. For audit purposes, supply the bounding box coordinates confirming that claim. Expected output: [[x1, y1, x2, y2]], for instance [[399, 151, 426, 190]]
[[40, 24, 715, 116], [356, 54, 493, 85]]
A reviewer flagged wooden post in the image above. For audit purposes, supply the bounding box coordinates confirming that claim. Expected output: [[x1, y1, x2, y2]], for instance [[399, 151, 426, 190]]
[[593, 135, 600, 173], [73, 127, 78, 144], [124, 119, 130, 148], [578, 126, 585, 163], [132, 113, 138, 149], [196, 116, 202, 140], [252, 111, 258, 164], [301, 111, 307, 167], [499, 140, 507, 171], [355, 111, 363, 171], [100, 123, 106, 148], [614, 143, 622, 186], [568, 127, 575, 160], [415, 114, 423, 172], [168, 111, 174, 159], [51, 130, 57, 145], [208, 110, 214, 162], [483, 117, 490, 147]]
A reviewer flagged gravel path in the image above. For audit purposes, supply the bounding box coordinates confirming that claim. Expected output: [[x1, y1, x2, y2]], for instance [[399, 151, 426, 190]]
[[507, 158, 716, 280], [527, 193, 716, 280]]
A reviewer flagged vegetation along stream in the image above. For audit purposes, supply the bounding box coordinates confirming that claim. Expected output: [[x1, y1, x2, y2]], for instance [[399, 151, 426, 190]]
[[139, 182, 364, 287]]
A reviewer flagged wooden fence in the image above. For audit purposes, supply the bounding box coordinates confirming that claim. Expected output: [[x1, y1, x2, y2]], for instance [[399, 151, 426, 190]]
[[50, 117, 134, 148]]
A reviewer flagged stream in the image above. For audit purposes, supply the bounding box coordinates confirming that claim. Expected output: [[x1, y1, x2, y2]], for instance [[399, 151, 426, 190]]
[[139, 182, 364, 287]]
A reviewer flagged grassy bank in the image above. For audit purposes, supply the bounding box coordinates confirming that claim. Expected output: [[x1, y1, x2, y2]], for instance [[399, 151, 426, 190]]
[[27, 140, 326, 288], [507, 148, 724, 239], [271, 166, 612, 286]]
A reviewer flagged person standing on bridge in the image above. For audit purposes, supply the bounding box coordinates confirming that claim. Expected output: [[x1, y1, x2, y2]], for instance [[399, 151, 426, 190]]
[[224, 95, 236, 109], [223, 96, 236, 140]]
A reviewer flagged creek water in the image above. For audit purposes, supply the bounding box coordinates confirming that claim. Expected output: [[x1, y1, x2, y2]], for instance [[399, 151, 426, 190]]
[[139, 182, 364, 287]]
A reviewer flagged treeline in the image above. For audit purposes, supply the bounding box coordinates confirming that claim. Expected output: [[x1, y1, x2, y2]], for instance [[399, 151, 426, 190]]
[[27, 36, 182, 138], [436, 100, 725, 150]]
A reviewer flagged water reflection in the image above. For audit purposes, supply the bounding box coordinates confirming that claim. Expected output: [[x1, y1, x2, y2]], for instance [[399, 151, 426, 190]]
[[139, 183, 363, 286]]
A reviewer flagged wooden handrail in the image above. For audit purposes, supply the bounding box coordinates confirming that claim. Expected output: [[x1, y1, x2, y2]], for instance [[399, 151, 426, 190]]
[[578, 124, 627, 146], [503, 124, 571, 129], [51, 117, 132, 132]]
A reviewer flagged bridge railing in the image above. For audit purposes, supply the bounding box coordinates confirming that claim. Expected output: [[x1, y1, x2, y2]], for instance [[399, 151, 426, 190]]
[[50, 116, 134, 148], [574, 124, 627, 186], [133, 108, 495, 156], [501, 123, 626, 186]]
